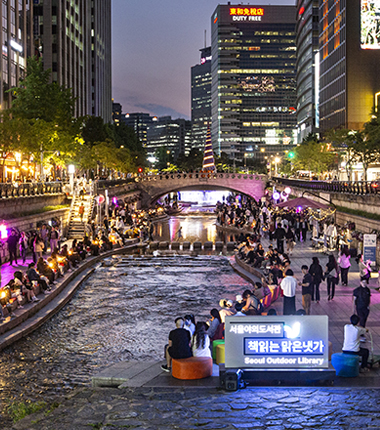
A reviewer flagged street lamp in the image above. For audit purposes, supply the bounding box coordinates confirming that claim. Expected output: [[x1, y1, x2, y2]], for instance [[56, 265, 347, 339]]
[[68, 164, 75, 194]]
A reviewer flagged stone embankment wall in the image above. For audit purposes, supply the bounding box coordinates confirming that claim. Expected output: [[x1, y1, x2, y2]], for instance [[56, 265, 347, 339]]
[[0, 194, 68, 218]]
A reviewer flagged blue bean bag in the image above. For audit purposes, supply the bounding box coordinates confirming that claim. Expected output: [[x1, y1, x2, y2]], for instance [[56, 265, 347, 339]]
[[331, 353, 359, 377]]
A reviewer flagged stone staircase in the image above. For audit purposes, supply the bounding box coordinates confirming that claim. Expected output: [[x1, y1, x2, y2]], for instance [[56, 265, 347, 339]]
[[67, 194, 95, 239]]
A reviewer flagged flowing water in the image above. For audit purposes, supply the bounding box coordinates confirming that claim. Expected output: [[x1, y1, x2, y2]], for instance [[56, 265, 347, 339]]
[[0, 253, 252, 410]]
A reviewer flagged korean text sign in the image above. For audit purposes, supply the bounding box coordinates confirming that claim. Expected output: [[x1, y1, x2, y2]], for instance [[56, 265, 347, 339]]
[[225, 315, 328, 369]]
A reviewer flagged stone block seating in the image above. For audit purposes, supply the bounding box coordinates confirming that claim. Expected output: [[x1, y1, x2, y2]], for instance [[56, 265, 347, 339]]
[[172, 357, 213, 380], [331, 352, 360, 377], [212, 339, 225, 360], [216, 344, 225, 365], [171, 242, 180, 250]]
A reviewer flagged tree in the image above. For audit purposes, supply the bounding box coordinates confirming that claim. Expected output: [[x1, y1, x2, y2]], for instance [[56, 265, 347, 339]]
[[292, 138, 335, 177], [2, 57, 80, 180]]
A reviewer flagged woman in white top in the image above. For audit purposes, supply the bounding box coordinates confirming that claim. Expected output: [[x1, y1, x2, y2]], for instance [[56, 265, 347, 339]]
[[338, 248, 351, 286], [191, 322, 212, 358]]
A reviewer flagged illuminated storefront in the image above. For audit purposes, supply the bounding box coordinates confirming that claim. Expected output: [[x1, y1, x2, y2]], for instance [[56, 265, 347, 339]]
[[211, 4, 297, 162]]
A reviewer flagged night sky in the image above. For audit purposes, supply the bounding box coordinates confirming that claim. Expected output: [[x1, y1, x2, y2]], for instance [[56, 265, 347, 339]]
[[112, 0, 296, 120]]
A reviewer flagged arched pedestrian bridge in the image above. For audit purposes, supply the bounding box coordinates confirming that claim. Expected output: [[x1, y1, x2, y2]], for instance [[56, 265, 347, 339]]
[[136, 172, 267, 207]]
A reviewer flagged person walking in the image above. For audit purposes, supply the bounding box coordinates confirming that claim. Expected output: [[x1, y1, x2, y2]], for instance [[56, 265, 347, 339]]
[[7, 230, 19, 266], [78, 202, 85, 223], [309, 256, 323, 303], [353, 281, 371, 328], [338, 248, 351, 286], [19, 231, 28, 265], [300, 265, 313, 315], [280, 269, 297, 315], [285, 226, 295, 255], [357, 254, 372, 284], [274, 223, 286, 254], [325, 254, 338, 301]]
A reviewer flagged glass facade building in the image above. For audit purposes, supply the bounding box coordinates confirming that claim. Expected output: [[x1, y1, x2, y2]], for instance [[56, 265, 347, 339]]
[[0, 0, 34, 110], [123, 112, 155, 148], [146, 116, 192, 161], [211, 4, 297, 163], [33, 0, 112, 122], [319, 0, 380, 133], [296, 0, 320, 143], [191, 46, 212, 151]]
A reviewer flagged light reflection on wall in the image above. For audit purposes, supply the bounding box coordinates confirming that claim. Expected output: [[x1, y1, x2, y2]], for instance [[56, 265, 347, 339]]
[[168, 215, 217, 242], [179, 190, 229, 205]]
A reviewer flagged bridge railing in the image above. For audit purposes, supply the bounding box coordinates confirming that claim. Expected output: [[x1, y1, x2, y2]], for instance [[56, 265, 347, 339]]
[[137, 172, 265, 182], [97, 178, 136, 189], [0, 181, 67, 198], [273, 177, 380, 195]]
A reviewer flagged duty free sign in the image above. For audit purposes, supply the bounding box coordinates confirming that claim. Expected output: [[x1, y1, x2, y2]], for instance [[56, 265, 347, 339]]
[[225, 315, 329, 369]]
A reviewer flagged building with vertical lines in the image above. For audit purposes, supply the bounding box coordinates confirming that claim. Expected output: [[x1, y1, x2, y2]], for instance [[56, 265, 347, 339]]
[[319, 0, 380, 133], [191, 46, 212, 151], [33, 0, 112, 122], [211, 3, 297, 163], [0, 0, 34, 110], [296, 0, 320, 143]]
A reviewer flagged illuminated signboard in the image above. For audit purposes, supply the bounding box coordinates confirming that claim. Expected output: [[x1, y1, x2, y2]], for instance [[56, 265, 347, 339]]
[[230, 7, 264, 22], [225, 315, 328, 369], [361, 0, 380, 49]]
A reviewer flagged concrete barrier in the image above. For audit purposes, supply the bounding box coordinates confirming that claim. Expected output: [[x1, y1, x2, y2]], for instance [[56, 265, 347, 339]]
[[171, 242, 180, 250], [204, 241, 213, 249], [215, 241, 224, 251], [193, 241, 202, 250], [226, 242, 236, 251], [159, 241, 169, 249], [183, 242, 191, 250], [149, 241, 159, 250]]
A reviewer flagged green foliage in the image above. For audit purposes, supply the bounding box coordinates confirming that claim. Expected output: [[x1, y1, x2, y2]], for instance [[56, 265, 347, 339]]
[[176, 148, 203, 171], [6, 400, 47, 423], [336, 206, 380, 221], [292, 138, 335, 175]]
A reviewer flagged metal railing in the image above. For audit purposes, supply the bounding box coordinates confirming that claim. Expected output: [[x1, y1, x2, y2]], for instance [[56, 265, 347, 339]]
[[0, 181, 66, 198], [138, 172, 265, 182], [273, 177, 380, 195]]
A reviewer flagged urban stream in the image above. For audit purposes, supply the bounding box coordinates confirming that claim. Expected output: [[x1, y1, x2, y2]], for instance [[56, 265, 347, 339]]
[[0, 214, 251, 415]]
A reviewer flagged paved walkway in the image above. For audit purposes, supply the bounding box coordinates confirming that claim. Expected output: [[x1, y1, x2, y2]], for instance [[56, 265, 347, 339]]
[[11, 385, 380, 430], [242, 235, 380, 356]]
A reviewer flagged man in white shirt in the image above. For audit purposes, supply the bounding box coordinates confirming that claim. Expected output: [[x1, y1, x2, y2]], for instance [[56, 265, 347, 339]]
[[280, 269, 297, 315], [342, 314, 369, 370]]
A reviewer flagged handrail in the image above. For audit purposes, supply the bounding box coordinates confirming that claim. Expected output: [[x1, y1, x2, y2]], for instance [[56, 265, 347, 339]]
[[0, 181, 67, 198], [137, 172, 266, 182], [272, 177, 380, 195]]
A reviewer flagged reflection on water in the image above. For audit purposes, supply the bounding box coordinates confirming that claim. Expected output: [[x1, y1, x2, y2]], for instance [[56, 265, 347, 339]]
[[0, 254, 252, 412], [153, 215, 217, 243]]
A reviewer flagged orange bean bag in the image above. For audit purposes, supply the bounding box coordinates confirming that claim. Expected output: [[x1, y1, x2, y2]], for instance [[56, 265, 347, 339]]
[[172, 357, 213, 380]]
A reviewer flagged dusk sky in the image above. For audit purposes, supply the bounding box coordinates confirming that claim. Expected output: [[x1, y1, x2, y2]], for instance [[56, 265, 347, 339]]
[[112, 0, 296, 120]]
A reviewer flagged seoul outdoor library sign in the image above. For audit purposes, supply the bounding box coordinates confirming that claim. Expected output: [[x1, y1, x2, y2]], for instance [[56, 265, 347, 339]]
[[225, 315, 328, 370]]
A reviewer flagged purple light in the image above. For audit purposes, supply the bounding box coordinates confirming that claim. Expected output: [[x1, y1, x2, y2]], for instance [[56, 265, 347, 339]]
[[273, 192, 280, 200], [0, 224, 8, 239], [112, 197, 118, 205], [296, 206, 302, 213]]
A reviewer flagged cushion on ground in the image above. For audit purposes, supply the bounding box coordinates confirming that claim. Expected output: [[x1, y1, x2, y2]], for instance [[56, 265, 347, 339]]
[[216, 344, 225, 365], [212, 339, 225, 359], [172, 356, 213, 380], [271, 286, 280, 302], [331, 352, 359, 377]]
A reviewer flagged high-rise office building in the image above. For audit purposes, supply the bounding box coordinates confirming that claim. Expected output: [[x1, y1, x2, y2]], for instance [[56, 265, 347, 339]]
[[0, 1, 34, 109], [123, 112, 155, 147], [33, 0, 112, 122], [211, 4, 297, 163], [112, 101, 122, 125], [296, 0, 320, 143], [146, 116, 191, 160], [191, 46, 212, 151], [319, 0, 380, 133]]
